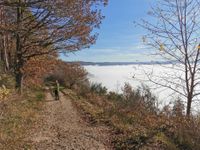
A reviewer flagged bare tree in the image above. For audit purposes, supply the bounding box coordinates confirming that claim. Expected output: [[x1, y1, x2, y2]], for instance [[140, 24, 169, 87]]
[[138, 0, 200, 116]]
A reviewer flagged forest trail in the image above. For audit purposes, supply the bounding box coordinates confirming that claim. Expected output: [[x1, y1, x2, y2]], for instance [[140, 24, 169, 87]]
[[29, 89, 111, 150]]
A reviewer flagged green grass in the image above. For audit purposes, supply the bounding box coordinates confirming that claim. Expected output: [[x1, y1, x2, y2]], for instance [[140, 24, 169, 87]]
[[35, 91, 45, 101]]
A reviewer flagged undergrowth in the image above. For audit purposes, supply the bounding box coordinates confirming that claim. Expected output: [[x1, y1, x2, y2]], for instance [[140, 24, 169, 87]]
[[66, 83, 200, 150]]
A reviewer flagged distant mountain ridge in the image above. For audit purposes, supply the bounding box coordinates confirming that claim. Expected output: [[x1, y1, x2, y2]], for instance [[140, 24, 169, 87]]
[[68, 61, 176, 66]]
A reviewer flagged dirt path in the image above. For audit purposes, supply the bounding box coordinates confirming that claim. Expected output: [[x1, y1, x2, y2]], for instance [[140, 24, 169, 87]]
[[29, 90, 111, 150]]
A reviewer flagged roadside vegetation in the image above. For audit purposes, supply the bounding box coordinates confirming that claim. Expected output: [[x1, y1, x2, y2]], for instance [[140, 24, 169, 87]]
[[54, 64, 200, 150], [0, 67, 45, 149], [73, 82, 200, 149]]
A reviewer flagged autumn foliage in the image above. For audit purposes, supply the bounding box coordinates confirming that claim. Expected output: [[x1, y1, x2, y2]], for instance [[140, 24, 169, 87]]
[[0, 0, 107, 91], [23, 54, 58, 87], [45, 61, 88, 89]]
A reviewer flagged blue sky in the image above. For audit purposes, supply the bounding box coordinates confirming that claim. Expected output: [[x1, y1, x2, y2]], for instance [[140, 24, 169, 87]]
[[62, 0, 157, 62]]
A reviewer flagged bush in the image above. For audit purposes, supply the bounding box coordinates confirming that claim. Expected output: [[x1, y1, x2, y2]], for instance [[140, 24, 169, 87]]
[[0, 85, 10, 100], [44, 61, 88, 89], [0, 74, 15, 88], [107, 91, 123, 101], [121, 83, 157, 113], [90, 83, 107, 95], [76, 83, 91, 97], [172, 98, 185, 117], [0, 61, 14, 100]]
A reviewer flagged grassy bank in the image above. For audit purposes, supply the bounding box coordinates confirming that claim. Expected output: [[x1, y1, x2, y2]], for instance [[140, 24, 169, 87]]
[[0, 88, 45, 150], [64, 84, 200, 150]]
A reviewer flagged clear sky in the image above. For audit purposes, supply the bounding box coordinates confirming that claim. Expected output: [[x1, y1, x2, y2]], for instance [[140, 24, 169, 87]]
[[62, 0, 157, 62]]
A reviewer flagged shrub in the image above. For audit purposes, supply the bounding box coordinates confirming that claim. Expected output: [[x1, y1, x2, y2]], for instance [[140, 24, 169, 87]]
[[44, 61, 88, 89], [0, 62, 13, 100], [76, 83, 91, 97], [172, 98, 185, 117], [107, 91, 123, 101], [0, 73, 15, 89], [0, 85, 10, 100], [121, 83, 157, 113], [138, 84, 158, 113], [90, 83, 107, 95]]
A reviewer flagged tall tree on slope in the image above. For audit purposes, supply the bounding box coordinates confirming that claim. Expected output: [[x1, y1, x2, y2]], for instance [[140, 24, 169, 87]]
[[0, 0, 107, 93], [138, 0, 200, 116]]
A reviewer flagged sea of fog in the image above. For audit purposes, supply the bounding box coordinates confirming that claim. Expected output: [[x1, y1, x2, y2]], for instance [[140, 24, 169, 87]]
[[84, 64, 200, 112]]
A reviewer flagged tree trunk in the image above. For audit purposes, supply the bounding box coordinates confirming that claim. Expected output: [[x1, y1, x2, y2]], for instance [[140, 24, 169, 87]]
[[15, 33, 23, 92], [15, 33, 24, 93], [0, 7, 3, 62], [0, 39, 4, 61], [15, 66, 23, 92], [3, 35, 9, 71], [15, 0, 24, 93], [186, 95, 192, 116]]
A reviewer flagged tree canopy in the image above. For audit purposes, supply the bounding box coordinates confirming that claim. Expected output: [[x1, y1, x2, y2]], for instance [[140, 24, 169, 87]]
[[0, 0, 107, 92]]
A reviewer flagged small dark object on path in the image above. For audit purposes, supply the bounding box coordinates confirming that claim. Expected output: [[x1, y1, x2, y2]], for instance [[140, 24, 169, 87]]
[[54, 80, 60, 100], [54, 88, 59, 100]]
